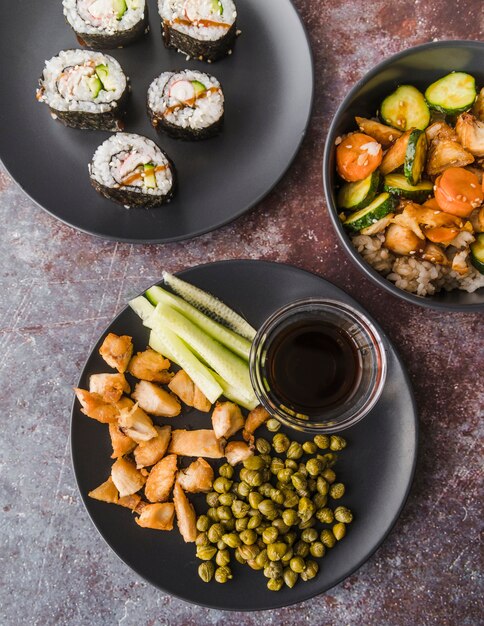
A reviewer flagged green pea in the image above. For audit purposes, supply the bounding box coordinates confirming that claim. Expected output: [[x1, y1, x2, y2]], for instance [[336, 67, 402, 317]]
[[320, 529, 336, 548], [216, 505, 232, 521], [272, 518, 290, 535], [289, 555, 306, 573], [294, 540, 310, 558], [270, 488, 285, 505], [248, 491, 264, 509], [282, 509, 299, 527], [222, 518, 235, 531], [291, 472, 307, 491], [206, 492, 219, 507], [284, 531, 297, 546], [302, 441, 317, 455], [243, 455, 266, 470], [222, 533, 241, 549], [195, 532, 210, 547], [198, 561, 215, 583], [263, 561, 283, 579], [255, 438, 271, 454], [246, 558, 263, 571], [310, 541, 325, 558], [312, 493, 327, 509], [301, 528, 318, 543], [214, 566, 232, 583], [277, 468, 293, 484], [207, 523, 224, 543], [255, 548, 269, 568], [314, 434, 330, 449], [216, 549, 231, 567], [238, 544, 260, 561], [267, 577, 284, 591], [258, 499, 277, 517], [247, 513, 262, 529], [317, 476, 329, 495], [300, 559, 319, 581], [235, 517, 249, 532], [266, 418, 281, 432], [306, 457, 324, 477], [196, 545, 217, 561], [285, 459, 298, 470], [219, 463, 234, 479], [334, 506, 353, 524], [213, 477, 233, 494], [323, 452, 338, 468], [240, 529, 258, 545], [286, 441, 303, 460], [262, 526, 279, 544], [284, 567, 298, 588], [219, 492, 235, 507], [333, 522, 346, 540], [196, 515, 210, 532], [329, 482, 345, 499], [237, 481, 251, 498], [273, 433, 290, 453], [316, 507, 334, 524], [267, 542, 287, 561], [330, 435, 347, 451]]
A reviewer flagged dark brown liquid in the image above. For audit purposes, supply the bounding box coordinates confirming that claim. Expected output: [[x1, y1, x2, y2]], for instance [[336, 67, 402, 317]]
[[266, 320, 360, 416]]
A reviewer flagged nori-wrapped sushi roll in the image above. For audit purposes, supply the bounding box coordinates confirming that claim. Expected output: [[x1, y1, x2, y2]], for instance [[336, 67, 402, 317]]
[[147, 70, 224, 140], [63, 0, 148, 49], [36, 50, 129, 131], [89, 133, 176, 208], [158, 0, 238, 62]]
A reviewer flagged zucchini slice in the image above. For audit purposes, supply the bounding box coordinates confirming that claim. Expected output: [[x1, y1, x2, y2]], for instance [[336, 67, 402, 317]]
[[344, 192, 398, 233], [383, 173, 433, 203], [337, 171, 380, 211], [404, 129, 427, 185], [470, 233, 484, 274], [425, 72, 477, 115], [381, 85, 430, 131]]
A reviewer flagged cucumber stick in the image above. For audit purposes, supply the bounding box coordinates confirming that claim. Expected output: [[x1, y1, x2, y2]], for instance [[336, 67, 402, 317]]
[[145, 285, 252, 361], [162, 271, 256, 341], [153, 303, 255, 403], [129, 295, 155, 324], [148, 321, 223, 404]]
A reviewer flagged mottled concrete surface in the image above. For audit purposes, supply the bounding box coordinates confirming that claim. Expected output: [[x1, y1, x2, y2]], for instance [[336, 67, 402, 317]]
[[1, 1, 483, 625]]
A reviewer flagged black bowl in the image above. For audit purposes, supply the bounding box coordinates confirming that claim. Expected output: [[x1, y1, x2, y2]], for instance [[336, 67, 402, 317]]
[[323, 40, 484, 311]]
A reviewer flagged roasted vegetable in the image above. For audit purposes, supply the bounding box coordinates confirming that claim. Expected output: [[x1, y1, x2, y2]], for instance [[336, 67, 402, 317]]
[[434, 167, 483, 218], [425, 72, 477, 115], [473, 87, 484, 121], [380, 85, 430, 131], [455, 113, 484, 157], [426, 124, 474, 176], [354, 116, 402, 147], [380, 130, 411, 175], [336, 132, 383, 182]]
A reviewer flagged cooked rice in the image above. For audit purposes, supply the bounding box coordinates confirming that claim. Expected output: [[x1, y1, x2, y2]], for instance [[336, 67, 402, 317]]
[[63, 0, 145, 35], [351, 233, 484, 297], [158, 0, 236, 41]]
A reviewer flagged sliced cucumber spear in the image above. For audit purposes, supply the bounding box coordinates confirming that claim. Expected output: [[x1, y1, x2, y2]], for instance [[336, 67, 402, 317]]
[[129, 295, 155, 323], [87, 75, 103, 98], [344, 192, 397, 233], [381, 85, 430, 131], [425, 72, 477, 115], [153, 303, 255, 404], [95, 64, 116, 91], [470, 233, 484, 275], [143, 164, 157, 189], [162, 271, 256, 341], [337, 171, 380, 211], [113, 0, 128, 19], [404, 129, 427, 185], [146, 285, 252, 361], [191, 81, 207, 96], [383, 174, 433, 203]]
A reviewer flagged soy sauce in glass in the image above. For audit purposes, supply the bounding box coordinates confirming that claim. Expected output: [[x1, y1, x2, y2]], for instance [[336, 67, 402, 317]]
[[265, 319, 360, 417]]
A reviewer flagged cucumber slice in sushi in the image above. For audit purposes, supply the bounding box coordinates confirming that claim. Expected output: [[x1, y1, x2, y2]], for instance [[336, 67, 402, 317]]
[[404, 129, 427, 185], [113, 0, 128, 19], [383, 174, 433, 203], [162, 271, 256, 341], [344, 193, 398, 232], [425, 72, 477, 115], [470, 234, 484, 274], [337, 171, 380, 211], [381, 85, 430, 131]]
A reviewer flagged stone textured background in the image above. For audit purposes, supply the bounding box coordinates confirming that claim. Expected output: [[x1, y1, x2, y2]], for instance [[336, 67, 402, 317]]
[[1, 1, 483, 624]]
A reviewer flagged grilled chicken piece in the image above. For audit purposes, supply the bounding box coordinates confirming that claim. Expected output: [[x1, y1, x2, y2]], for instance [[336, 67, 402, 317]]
[[473, 88, 484, 122], [89, 373, 130, 403], [392, 203, 463, 240], [99, 333, 133, 373], [74, 388, 118, 424], [469, 207, 484, 233], [133, 425, 172, 469], [455, 113, 484, 157], [177, 458, 214, 493], [135, 503, 175, 531], [132, 381, 181, 417], [111, 457, 146, 497], [173, 482, 197, 543], [355, 116, 402, 147], [109, 422, 136, 459], [361, 214, 395, 236], [225, 441, 254, 465], [212, 402, 245, 439], [116, 397, 158, 443], [88, 477, 119, 504], [419, 242, 450, 265], [117, 493, 142, 510], [168, 370, 212, 412], [168, 430, 225, 459], [426, 123, 474, 176], [451, 250, 470, 275], [145, 454, 178, 503], [128, 349, 173, 384], [384, 224, 423, 255], [243, 406, 270, 442]]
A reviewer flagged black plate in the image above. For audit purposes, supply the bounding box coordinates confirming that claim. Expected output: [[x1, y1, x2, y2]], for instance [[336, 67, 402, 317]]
[[71, 260, 417, 610], [0, 1, 313, 243]]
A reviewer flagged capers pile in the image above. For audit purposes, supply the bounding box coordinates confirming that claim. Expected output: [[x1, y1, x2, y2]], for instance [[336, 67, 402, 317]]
[[195, 428, 353, 591]]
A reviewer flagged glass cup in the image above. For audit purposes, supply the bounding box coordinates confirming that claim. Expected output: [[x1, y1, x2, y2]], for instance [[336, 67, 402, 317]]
[[249, 299, 387, 433]]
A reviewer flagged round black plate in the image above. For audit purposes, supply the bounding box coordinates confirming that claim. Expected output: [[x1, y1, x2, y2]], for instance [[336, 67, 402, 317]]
[[71, 260, 417, 611], [0, 1, 313, 243]]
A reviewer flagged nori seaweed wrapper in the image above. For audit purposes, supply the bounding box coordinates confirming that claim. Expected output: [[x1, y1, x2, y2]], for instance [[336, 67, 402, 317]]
[[47, 87, 129, 131], [72, 7, 148, 49], [148, 106, 224, 140], [161, 20, 237, 62]]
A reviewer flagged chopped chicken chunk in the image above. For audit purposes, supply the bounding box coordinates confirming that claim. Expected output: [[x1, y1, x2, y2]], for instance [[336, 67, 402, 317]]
[[74, 388, 118, 424], [116, 397, 158, 443], [135, 503, 175, 531], [212, 401, 245, 439], [133, 425, 172, 469], [243, 406, 270, 442], [117, 493, 142, 510], [128, 349, 173, 384], [99, 333, 133, 373], [224, 441, 254, 465], [177, 458, 214, 493], [145, 454, 178, 503], [168, 370, 212, 412], [88, 477, 118, 504], [173, 482, 197, 543], [109, 422, 136, 459], [168, 430, 225, 459], [111, 457, 146, 497], [132, 380, 181, 417], [89, 373, 130, 403]]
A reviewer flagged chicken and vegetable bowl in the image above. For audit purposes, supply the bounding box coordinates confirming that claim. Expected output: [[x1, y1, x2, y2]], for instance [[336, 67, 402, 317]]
[[333, 71, 484, 297]]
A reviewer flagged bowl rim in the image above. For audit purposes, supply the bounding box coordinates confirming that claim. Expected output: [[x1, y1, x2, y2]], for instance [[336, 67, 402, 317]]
[[322, 39, 484, 312]]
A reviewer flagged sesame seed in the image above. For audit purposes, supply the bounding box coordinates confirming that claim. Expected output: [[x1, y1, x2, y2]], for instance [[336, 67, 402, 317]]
[[335, 136, 342, 145], [470, 183, 476, 188], [345, 145, 352, 149]]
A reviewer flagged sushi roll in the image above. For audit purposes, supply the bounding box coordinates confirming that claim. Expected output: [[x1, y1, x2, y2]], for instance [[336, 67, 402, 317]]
[[63, 0, 148, 49], [147, 70, 224, 140], [89, 133, 176, 208], [36, 50, 128, 131], [158, 0, 238, 62]]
